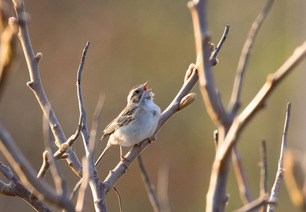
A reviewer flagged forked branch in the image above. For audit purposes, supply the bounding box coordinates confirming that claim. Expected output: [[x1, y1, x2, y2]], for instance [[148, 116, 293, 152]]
[[12, 0, 82, 177]]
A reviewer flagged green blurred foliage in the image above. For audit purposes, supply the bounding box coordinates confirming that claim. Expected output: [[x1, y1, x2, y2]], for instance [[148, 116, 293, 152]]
[[0, 0, 306, 211]]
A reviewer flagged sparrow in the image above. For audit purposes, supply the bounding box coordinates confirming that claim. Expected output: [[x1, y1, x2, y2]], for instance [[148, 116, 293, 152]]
[[95, 82, 161, 167]]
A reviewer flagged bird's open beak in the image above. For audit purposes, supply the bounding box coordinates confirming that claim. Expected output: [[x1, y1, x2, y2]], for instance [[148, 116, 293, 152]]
[[143, 81, 153, 92]]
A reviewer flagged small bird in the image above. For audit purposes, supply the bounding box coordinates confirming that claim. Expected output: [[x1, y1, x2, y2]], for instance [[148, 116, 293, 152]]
[[95, 82, 161, 167]]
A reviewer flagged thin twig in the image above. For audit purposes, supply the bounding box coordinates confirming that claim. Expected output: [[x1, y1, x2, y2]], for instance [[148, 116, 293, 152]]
[[267, 103, 291, 212], [112, 186, 123, 212], [259, 140, 268, 212], [157, 162, 172, 212], [232, 146, 253, 204], [138, 155, 161, 212], [77, 41, 91, 153], [228, 0, 274, 116], [234, 195, 276, 212], [43, 105, 69, 197], [37, 109, 83, 179], [74, 41, 108, 212], [210, 25, 230, 66]]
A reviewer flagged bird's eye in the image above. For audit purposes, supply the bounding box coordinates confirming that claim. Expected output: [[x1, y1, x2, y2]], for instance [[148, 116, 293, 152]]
[[134, 90, 140, 94]]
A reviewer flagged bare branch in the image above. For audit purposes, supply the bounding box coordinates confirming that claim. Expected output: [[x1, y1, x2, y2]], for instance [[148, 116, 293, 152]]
[[267, 103, 291, 212], [0, 162, 52, 212], [12, 0, 82, 177], [0, 123, 74, 211], [206, 40, 306, 209], [36, 42, 87, 179], [228, 0, 274, 116], [138, 155, 161, 212], [217, 40, 306, 168], [232, 146, 253, 204]]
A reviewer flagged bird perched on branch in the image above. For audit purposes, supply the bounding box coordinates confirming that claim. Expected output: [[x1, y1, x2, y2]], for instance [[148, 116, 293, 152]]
[[95, 81, 161, 167]]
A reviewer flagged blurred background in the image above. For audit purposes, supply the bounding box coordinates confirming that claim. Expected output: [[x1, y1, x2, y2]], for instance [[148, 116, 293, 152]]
[[0, 0, 306, 211]]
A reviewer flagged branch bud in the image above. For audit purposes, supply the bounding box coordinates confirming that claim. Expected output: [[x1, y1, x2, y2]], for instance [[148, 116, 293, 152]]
[[184, 64, 197, 82], [59, 143, 69, 153], [179, 93, 196, 110], [35, 52, 43, 61]]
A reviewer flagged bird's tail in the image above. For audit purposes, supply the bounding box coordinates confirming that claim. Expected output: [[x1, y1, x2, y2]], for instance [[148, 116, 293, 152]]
[[95, 142, 112, 167]]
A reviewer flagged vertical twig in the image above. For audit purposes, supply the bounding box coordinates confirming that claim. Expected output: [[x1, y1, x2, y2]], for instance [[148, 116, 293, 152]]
[[232, 146, 253, 204], [77, 41, 91, 151], [228, 0, 274, 116], [210, 25, 230, 66], [43, 106, 68, 197], [267, 103, 291, 212], [76, 95, 104, 212], [157, 163, 172, 212], [138, 155, 161, 212], [259, 140, 268, 212]]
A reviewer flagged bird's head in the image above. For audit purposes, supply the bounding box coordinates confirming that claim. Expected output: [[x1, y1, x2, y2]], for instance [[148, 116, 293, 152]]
[[127, 81, 154, 104]]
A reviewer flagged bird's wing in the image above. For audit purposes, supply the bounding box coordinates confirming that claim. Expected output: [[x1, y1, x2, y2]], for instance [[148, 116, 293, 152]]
[[101, 104, 138, 140]]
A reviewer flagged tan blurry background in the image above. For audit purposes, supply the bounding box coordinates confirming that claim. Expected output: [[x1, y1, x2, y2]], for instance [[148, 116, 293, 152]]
[[0, 0, 306, 211]]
